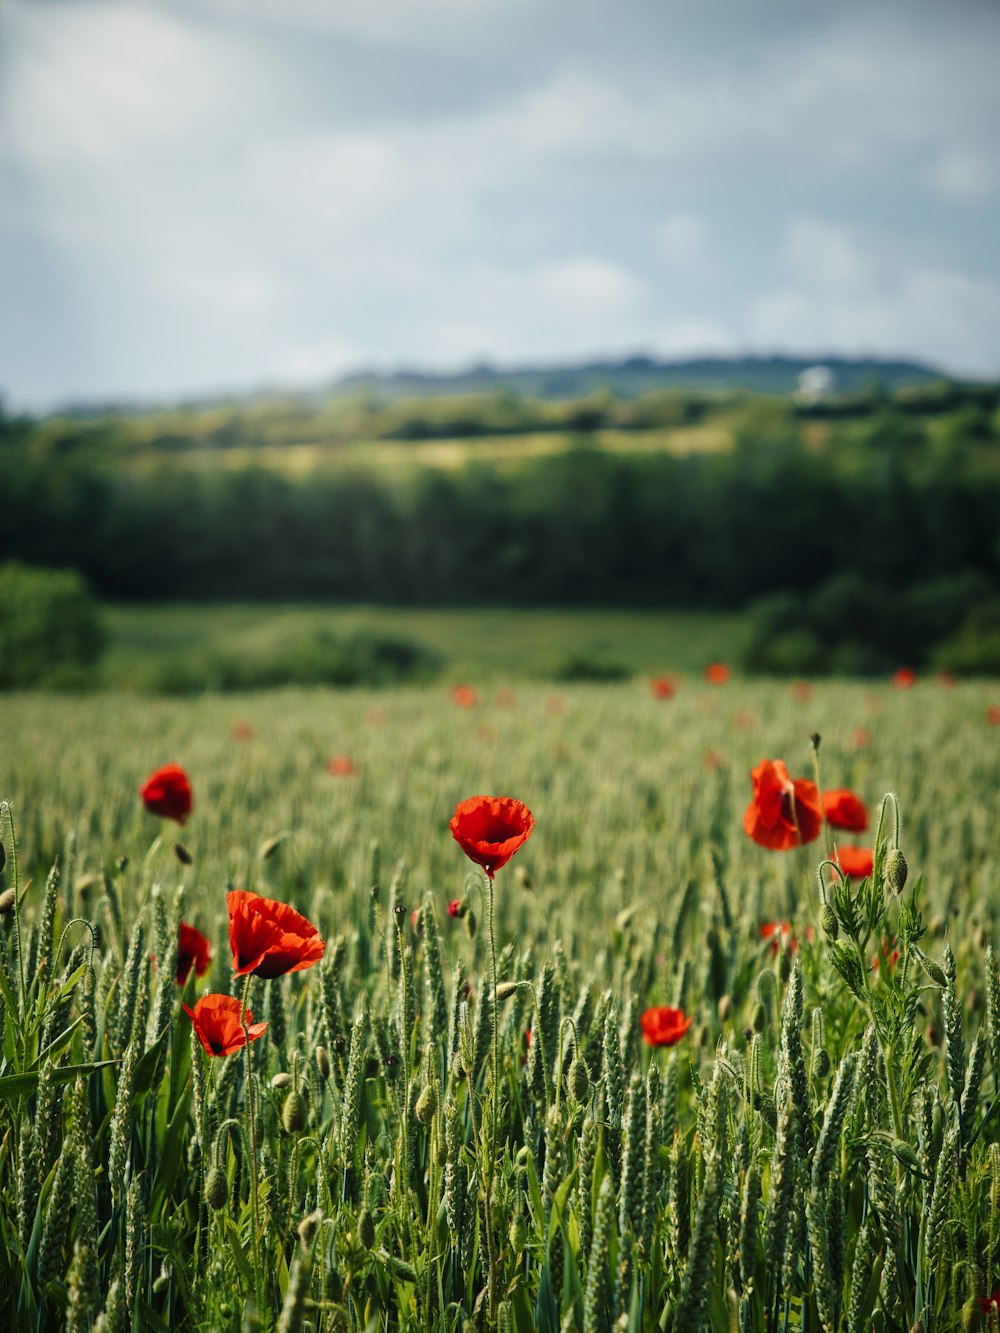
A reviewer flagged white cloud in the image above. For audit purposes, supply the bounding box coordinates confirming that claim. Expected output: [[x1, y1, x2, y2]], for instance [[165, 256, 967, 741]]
[[929, 151, 998, 200]]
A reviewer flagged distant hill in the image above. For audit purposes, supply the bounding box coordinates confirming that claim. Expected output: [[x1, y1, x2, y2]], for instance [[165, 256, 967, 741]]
[[334, 354, 943, 401]]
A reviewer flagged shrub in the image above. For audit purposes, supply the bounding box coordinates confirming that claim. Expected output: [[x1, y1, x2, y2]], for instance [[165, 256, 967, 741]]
[[0, 562, 106, 689]]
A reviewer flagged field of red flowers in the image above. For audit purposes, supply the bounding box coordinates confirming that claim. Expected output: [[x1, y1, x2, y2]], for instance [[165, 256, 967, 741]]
[[2, 674, 1000, 1331]]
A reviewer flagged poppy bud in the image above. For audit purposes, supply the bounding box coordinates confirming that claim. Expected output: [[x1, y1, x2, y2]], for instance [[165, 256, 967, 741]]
[[778, 947, 792, 983], [509, 1213, 528, 1253], [717, 995, 733, 1022], [271, 1071, 293, 1090], [812, 1048, 831, 1080], [465, 910, 477, 939], [297, 1209, 322, 1247], [890, 1140, 922, 1174], [204, 1166, 228, 1211], [885, 849, 908, 895], [752, 1003, 767, 1034], [415, 1085, 438, 1124], [568, 1058, 589, 1103], [821, 905, 839, 941], [447, 898, 466, 919], [283, 1090, 307, 1135], [756, 970, 777, 1007], [920, 954, 947, 987], [117, 854, 129, 872], [315, 1045, 331, 1080], [357, 1207, 376, 1250], [174, 842, 193, 866], [0, 840, 5, 873], [0, 888, 15, 916], [153, 1268, 171, 1294], [392, 903, 407, 918], [494, 980, 520, 1002]]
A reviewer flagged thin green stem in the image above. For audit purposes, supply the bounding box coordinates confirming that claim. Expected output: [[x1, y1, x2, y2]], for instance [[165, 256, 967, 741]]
[[241, 974, 266, 1323], [2, 802, 25, 1013]]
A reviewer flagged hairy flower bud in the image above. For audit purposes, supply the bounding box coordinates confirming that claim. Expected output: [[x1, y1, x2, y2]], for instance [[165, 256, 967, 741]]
[[415, 1084, 438, 1124], [885, 849, 908, 895], [568, 1058, 590, 1103], [821, 905, 839, 941], [357, 1207, 376, 1250], [204, 1166, 228, 1211], [282, 1090, 307, 1136]]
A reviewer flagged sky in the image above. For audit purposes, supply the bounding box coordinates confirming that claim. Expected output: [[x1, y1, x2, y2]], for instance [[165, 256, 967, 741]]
[[2, 0, 999, 411]]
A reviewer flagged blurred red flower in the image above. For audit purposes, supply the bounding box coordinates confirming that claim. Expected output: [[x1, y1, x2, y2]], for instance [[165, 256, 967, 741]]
[[450, 795, 534, 879], [641, 1006, 692, 1047], [451, 685, 478, 709], [823, 788, 869, 832], [987, 705, 1000, 726], [176, 922, 212, 985], [871, 936, 899, 972], [891, 667, 917, 689], [835, 845, 874, 880], [759, 921, 797, 954], [702, 748, 723, 770], [447, 898, 465, 919], [852, 727, 871, 749], [936, 670, 956, 688], [140, 764, 192, 825], [743, 759, 822, 851], [495, 688, 517, 709], [979, 1287, 1000, 1314], [183, 993, 267, 1057], [227, 890, 326, 979], [791, 680, 812, 702], [327, 755, 358, 777], [650, 676, 675, 700], [232, 721, 254, 742], [705, 662, 730, 685]]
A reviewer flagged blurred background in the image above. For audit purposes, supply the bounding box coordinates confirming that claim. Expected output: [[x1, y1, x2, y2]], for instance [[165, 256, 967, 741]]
[[1, 0, 999, 692]]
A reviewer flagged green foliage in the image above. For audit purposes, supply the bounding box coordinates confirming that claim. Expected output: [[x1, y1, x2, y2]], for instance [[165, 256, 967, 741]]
[[0, 562, 106, 689]]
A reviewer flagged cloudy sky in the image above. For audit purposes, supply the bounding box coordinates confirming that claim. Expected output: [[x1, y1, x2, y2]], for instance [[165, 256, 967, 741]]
[[2, 0, 999, 410]]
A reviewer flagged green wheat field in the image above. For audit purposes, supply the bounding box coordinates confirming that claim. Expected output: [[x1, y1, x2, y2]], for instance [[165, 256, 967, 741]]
[[2, 675, 1000, 1331]]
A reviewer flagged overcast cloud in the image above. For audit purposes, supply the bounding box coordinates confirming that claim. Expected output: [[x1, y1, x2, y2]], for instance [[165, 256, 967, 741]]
[[1, 0, 998, 409]]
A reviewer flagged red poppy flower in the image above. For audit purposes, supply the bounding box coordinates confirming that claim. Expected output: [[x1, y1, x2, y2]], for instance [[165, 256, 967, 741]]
[[987, 705, 1000, 726], [139, 764, 193, 825], [650, 676, 675, 700], [227, 890, 326, 979], [979, 1287, 1000, 1314], [791, 680, 812, 702], [759, 921, 798, 954], [852, 727, 870, 749], [705, 662, 730, 685], [834, 845, 874, 880], [176, 921, 212, 985], [640, 1006, 692, 1047], [823, 788, 869, 832], [891, 667, 917, 689], [449, 795, 534, 879], [232, 722, 254, 742], [870, 936, 899, 973], [183, 993, 267, 1057], [327, 755, 358, 777], [451, 685, 478, 709], [743, 759, 822, 851]]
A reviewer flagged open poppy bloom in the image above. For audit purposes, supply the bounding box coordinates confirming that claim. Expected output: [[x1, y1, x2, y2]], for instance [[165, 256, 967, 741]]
[[327, 755, 358, 777], [891, 667, 917, 689], [176, 921, 212, 985], [743, 759, 822, 851], [834, 845, 874, 880], [451, 685, 478, 709], [227, 890, 326, 979], [140, 764, 193, 825], [650, 676, 675, 700], [641, 1006, 692, 1047], [823, 789, 869, 832], [450, 795, 534, 879], [705, 662, 730, 685], [183, 993, 267, 1057], [759, 921, 797, 954]]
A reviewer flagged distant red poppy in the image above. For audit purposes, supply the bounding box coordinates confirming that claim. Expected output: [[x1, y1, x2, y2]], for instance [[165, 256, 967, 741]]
[[979, 1287, 1000, 1314], [410, 908, 422, 934], [791, 681, 812, 702], [852, 727, 871, 749], [641, 1006, 692, 1047], [232, 722, 254, 742], [759, 921, 798, 954], [451, 685, 478, 709], [447, 898, 465, 919], [227, 890, 326, 979], [936, 670, 956, 688], [834, 845, 874, 880], [140, 764, 193, 826], [327, 755, 359, 777], [450, 795, 534, 879], [870, 936, 899, 972], [176, 921, 212, 985], [987, 705, 1000, 726], [705, 663, 730, 685], [650, 676, 675, 700], [743, 759, 822, 851], [183, 993, 267, 1057], [891, 668, 917, 690], [823, 788, 869, 832]]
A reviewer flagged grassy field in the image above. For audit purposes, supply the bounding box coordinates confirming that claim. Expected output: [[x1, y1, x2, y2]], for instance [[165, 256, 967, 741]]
[[100, 604, 753, 690], [2, 676, 1000, 1329]]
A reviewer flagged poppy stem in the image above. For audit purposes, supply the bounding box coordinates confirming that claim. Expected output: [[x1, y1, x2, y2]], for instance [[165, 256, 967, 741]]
[[809, 733, 832, 860], [1, 802, 25, 1015], [486, 870, 500, 1323], [241, 974, 266, 1321]]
